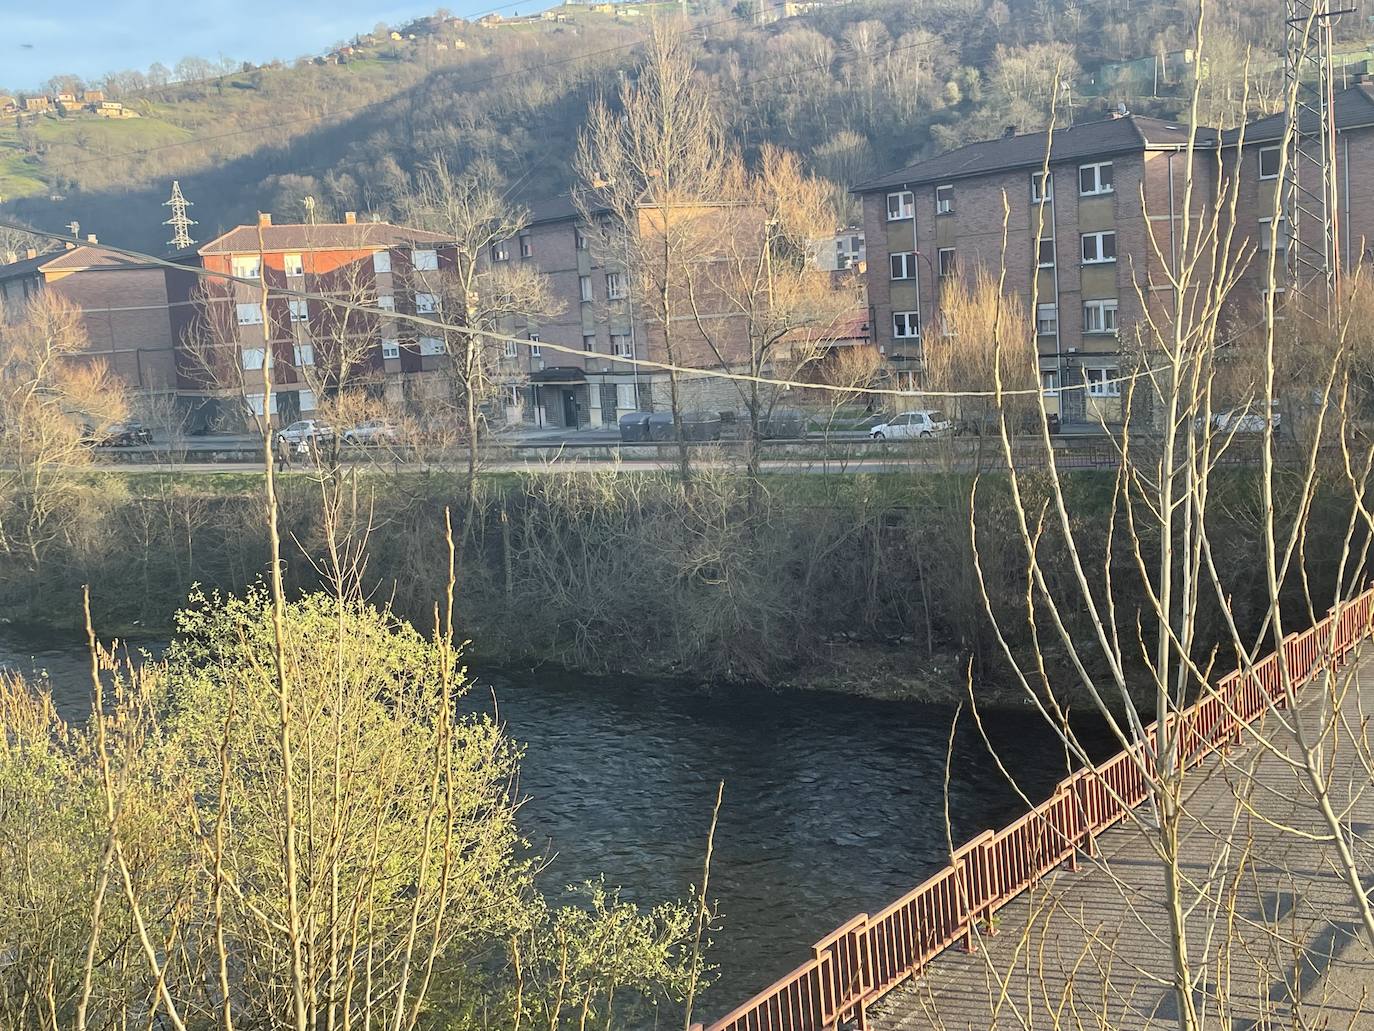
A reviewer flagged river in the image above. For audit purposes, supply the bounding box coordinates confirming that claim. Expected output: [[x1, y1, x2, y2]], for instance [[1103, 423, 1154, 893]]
[[0, 629, 1106, 1018]]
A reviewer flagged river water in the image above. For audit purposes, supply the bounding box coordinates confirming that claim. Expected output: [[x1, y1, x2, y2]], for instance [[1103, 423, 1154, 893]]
[[0, 630, 1103, 1017]]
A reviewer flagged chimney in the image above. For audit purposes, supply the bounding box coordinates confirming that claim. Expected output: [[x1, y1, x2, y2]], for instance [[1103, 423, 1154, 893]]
[[87, 233, 98, 243], [344, 211, 357, 224], [258, 212, 272, 227], [1002, 124, 1017, 138], [25, 248, 37, 259]]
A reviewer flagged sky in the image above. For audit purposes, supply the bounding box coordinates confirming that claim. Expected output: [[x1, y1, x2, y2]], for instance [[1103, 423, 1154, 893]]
[[4, 0, 525, 91]]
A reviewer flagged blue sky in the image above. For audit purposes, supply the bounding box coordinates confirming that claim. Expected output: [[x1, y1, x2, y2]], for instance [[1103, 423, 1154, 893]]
[[5, 0, 525, 91]]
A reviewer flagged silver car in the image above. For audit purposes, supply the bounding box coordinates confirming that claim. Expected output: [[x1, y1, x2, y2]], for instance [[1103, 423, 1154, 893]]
[[870, 410, 952, 440]]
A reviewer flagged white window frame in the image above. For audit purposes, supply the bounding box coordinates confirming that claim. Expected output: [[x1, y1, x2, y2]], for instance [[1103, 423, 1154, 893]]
[[886, 191, 914, 221], [503, 339, 518, 359], [937, 247, 956, 278], [1078, 161, 1114, 196], [605, 272, 626, 300], [241, 347, 266, 370], [889, 252, 915, 281], [412, 248, 439, 271], [892, 310, 920, 339], [1258, 145, 1281, 180], [1041, 369, 1060, 396], [583, 333, 597, 352], [935, 184, 954, 215], [1036, 237, 1056, 268], [298, 389, 317, 412], [610, 333, 632, 357], [419, 336, 445, 356], [283, 252, 304, 276], [1081, 230, 1117, 265], [376, 294, 395, 312], [236, 302, 263, 326], [1086, 366, 1122, 397], [579, 275, 593, 302], [373, 251, 392, 274], [245, 392, 277, 416], [381, 339, 400, 360], [528, 333, 541, 358], [490, 242, 509, 262], [1083, 298, 1119, 335], [519, 234, 533, 259], [575, 227, 589, 251], [1259, 216, 1289, 252], [1031, 171, 1053, 203], [293, 343, 314, 366], [615, 383, 637, 410], [415, 292, 438, 314], [231, 255, 261, 279], [288, 298, 309, 322], [1036, 303, 1058, 336]]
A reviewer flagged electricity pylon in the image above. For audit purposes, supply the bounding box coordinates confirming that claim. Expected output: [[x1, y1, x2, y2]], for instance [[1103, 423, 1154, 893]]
[[163, 180, 197, 249]]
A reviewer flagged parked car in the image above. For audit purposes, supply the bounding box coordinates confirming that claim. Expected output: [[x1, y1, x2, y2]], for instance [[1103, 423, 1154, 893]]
[[342, 419, 399, 446], [646, 410, 722, 441], [954, 410, 1061, 436], [759, 408, 808, 440], [277, 420, 334, 448], [869, 410, 952, 440], [79, 421, 153, 447], [1212, 401, 1281, 434], [619, 412, 653, 443]]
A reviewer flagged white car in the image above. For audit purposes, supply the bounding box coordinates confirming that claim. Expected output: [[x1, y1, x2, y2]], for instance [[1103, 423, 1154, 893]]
[[1213, 401, 1281, 434], [870, 410, 952, 440], [342, 419, 399, 446], [277, 420, 334, 448]]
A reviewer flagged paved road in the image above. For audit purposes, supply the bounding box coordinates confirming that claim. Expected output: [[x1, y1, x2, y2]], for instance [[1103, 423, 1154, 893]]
[[870, 651, 1374, 1031]]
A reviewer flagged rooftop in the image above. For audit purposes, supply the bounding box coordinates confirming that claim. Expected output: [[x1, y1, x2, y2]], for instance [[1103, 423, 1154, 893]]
[[854, 114, 1220, 193], [198, 220, 452, 255], [1222, 82, 1374, 143]]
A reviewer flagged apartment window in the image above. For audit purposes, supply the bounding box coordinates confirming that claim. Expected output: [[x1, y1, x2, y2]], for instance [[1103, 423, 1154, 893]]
[[606, 272, 626, 300], [284, 252, 304, 276], [231, 255, 261, 279], [1041, 369, 1060, 395], [937, 247, 956, 278], [610, 333, 632, 357], [1079, 161, 1114, 196], [376, 294, 395, 312], [528, 334, 541, 358], [288, 298, 309, 322], [373, 251, 392, 274], [889, 252, 916, 281], [1036, 303, 1058, 336], [935, 184, 954, 215], [241, 347, 266, 370], [490, 242, 509, 262], [503, 339, 518, 359], [413, 248, 439, 271], [236, 303, 263, 325], [1031, 171, 1053, 203], [616, 383, 637, 409], [519, 234, 533, 259], [1259, 217, 1289, 252], [415, 292, 437, 314], [298, 389, 317, 412], [580, 275, 593, 302], [1259, 146, 1281, 180], [419, 336, 445, 356], [1083, 299, 1119, 334], [575, 227, 589, 250], [892, 310, 920, 339], [381, 339, 400, 360], [886, 191, 914, 221], [245, 393, 276, 417], [1081, 231, 1117, 264], [583, 333, 596, 352], [293, 343, 314, 366], [1086, 366, 1121, 397], [1037, 238, 1056, 267]]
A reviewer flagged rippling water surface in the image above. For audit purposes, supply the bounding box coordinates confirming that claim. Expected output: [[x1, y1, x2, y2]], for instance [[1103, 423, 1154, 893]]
[[1, 631, 1103, 1015]]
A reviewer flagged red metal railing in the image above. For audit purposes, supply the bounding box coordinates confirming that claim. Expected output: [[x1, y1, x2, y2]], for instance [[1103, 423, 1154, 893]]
[[699, 589, 1374, 1031]]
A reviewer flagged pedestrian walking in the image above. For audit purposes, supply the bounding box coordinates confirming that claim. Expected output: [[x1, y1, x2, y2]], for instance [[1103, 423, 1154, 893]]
[[276, 432, 292, 472]]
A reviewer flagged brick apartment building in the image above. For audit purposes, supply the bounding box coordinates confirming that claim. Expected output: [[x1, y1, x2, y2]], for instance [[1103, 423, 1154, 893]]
[[0, 241, 184, 397], [855, 114, 1218, 425], [176, 213, 455, 428]]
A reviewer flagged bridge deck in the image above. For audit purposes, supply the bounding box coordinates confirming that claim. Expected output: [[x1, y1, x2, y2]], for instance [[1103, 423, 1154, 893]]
[[872, 649, 1374, 1031]]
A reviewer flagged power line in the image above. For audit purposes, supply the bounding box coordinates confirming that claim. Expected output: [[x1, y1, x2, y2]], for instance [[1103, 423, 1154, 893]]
[[0, 217, 1173, 401]]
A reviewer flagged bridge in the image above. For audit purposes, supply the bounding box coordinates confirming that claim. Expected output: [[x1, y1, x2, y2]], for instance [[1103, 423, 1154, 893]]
[[697, 595, 1374, 1031]]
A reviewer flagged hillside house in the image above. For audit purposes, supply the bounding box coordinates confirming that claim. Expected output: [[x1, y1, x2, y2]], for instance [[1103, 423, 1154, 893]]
[[22, 95, 51, 112]]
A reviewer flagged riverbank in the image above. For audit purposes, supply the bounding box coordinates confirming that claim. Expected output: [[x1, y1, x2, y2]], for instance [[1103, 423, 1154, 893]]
[[0, 466, 1348, 708]]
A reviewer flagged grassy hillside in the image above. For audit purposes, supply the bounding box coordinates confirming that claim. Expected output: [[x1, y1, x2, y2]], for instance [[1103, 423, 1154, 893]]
[[0, 0, 1324, 254]]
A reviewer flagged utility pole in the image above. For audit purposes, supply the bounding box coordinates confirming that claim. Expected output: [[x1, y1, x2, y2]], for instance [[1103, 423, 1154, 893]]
[[163, 180, 197, 250], [1282, 0, 1349, 311]]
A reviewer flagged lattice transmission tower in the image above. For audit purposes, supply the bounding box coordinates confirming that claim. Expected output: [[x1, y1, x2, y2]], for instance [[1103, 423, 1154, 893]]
[[163, 180, 197, 249], [1281, 0, 1348, 310]]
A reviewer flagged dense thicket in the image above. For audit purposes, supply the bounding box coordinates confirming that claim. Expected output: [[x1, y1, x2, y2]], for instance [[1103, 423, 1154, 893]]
[[1, 0, 1323, 252]]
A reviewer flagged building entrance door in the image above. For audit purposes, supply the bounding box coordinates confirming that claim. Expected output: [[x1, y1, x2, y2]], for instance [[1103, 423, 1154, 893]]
[[562, 390, 578, 428]]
